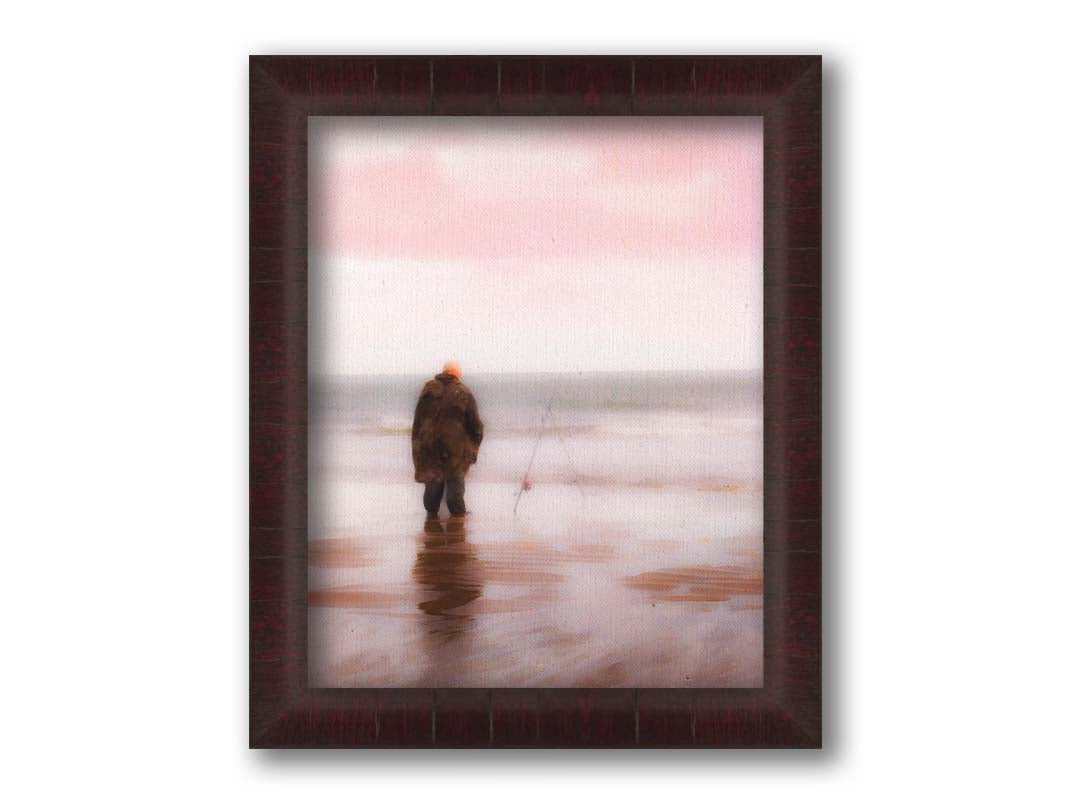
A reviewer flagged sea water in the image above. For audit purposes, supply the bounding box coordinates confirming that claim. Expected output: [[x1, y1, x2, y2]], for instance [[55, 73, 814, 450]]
[[308, 371, 763, 688]]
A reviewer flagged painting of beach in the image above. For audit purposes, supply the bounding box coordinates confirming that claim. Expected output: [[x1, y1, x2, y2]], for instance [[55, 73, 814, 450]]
[[308, 116, 763, 687]]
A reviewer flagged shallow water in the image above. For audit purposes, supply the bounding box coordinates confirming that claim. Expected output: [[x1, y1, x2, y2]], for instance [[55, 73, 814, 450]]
[[308, 372, 763, 688]]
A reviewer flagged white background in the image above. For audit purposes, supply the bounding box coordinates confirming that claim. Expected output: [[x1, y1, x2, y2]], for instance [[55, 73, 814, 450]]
[[2, 1, 1065, 796]]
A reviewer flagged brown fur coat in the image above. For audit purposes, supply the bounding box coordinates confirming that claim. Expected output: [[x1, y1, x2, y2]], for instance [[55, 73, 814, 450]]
[[411, 373, 484, 483]]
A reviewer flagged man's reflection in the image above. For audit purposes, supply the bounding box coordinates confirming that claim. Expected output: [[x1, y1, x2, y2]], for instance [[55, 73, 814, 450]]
[[412, 516, 484, 642]]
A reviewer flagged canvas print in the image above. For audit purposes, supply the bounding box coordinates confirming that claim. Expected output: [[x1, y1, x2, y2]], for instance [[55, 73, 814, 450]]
[[307, 117, 763, 688]]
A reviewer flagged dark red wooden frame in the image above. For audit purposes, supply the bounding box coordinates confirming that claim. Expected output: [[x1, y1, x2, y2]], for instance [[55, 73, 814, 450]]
[[250, 55, 821, 748]]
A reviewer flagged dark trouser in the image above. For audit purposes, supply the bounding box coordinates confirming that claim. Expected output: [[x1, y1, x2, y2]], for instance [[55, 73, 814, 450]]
[[423, 477, 466, 515]]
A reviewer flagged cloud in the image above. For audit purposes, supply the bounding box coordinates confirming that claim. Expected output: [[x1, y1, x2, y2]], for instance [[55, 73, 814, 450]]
[[307, 117, 764, 374], [309, 117, 762, 263]]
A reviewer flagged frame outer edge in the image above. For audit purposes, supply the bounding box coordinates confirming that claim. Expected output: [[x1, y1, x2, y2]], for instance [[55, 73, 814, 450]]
[[249, 55, 823, 748]]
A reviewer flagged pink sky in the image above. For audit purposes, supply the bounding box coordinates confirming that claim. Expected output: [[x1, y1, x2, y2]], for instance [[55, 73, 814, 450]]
[[311, 117, 760, 262], [309, 117, 762, 375]]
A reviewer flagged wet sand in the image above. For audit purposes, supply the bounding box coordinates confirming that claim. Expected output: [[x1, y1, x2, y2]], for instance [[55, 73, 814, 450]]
[[308, 479, 762, 688], [308, 371, 763, 687]]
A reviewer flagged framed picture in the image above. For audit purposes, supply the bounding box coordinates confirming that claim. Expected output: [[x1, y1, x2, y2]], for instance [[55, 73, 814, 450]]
[[250, 55, 821, 748]]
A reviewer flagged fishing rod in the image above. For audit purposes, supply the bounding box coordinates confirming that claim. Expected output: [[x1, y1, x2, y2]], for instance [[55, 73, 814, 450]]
[[547, 405, 587, 500], [512, 386, 588, 513], [513, 390, 555, 514]]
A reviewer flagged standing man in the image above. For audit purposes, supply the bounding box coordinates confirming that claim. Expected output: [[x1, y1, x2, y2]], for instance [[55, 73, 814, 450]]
[[412, 361, 484, 516]]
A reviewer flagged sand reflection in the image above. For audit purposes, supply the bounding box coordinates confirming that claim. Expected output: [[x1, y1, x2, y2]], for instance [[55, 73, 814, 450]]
[[308, 485, 764, 687], [412, 516, 485, 642]]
